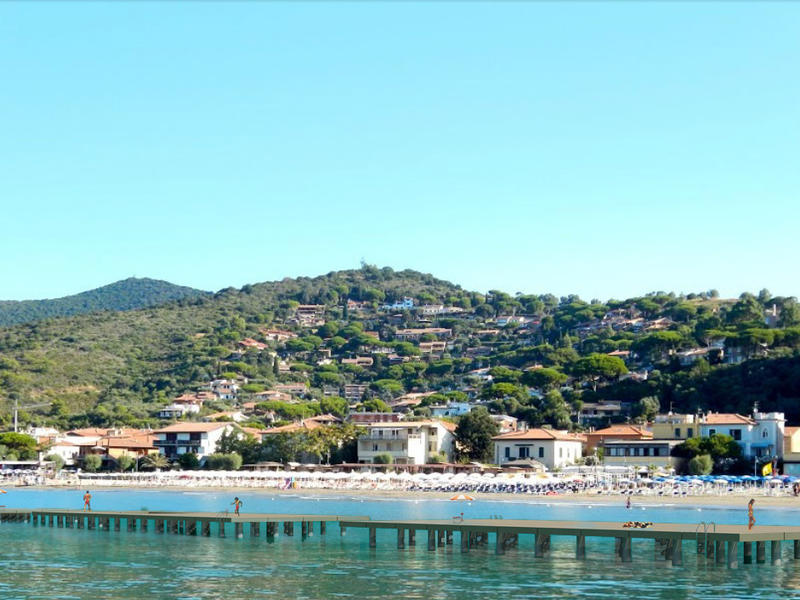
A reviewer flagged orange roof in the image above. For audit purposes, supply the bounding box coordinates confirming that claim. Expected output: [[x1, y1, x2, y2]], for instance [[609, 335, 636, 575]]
[[493, 428, 585, 442], [703, 413, 755, 425], [589, 425, 652, 437], [261, 420, 322, 435], [98, 435, 157, 449], [154, 422, 233, 433], [240, 426, 267, 437]]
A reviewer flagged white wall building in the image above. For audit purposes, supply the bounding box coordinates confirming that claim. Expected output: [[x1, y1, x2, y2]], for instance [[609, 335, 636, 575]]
[[158, 402, 201, 419], [699, 411, 786, 459], [357, 421, 455, 465], [492, 429, 585, 470], [153, 423, 237, 460]]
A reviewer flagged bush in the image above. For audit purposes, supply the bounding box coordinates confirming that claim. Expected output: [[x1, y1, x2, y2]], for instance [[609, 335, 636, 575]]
[[44, 453, 65, 471], [427, 452, 448, 464], [205, 452, 243, 471], [83, 454, 102, 473], [117, 455, 135, 472], [178, 452, 201, 470], [688, 454, 713, 475], [373, 453, 393, 465]]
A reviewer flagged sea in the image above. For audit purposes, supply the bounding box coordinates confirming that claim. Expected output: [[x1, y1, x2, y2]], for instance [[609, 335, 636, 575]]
[[1, 489, 800, 599]]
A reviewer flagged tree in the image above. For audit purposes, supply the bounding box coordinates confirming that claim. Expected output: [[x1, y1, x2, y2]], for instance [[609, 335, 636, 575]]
[[205, 452, 243, 470], [538, 389, 572, 429], [44, 453, 65, 471], [0, 432, 38, 460], [360, 398, 391, 413], [728, 294, 763, 325], [140, 453, 170, 470], [688, 454, 713, 475], [319, 396, 348, 419], [632, 396, 660, 422], [373, 453, 393, 464], [178, 452, 201, 470], [570, 354, 628, 390], [455, 407, 499, 462], [83, 454, 102, 473], [117, 455, 135, 472], [520, 368, 567, 391]]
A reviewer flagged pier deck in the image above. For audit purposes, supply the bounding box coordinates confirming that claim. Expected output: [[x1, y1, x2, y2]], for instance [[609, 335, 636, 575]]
[[4, 508, 799, 569]]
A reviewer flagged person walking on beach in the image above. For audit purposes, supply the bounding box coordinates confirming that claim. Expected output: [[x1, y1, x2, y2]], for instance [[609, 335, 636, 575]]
[[83, 490, 92, 511], [232, 497, 242, 516], [748, 498, 755, 530]]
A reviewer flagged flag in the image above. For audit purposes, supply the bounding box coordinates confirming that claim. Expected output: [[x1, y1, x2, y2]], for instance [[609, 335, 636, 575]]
[[761, 462, 773, 476]]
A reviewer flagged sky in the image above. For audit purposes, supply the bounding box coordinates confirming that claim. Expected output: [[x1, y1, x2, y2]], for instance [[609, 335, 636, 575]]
[[1, 2, 798, 302]]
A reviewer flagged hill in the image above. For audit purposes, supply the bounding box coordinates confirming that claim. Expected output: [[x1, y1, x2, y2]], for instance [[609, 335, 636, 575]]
[[0, 278, 208, 327], [1, 265, 799, 431]]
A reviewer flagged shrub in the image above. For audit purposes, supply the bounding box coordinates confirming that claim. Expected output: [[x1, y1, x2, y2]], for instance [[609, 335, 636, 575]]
[[373, 453, 393, 465], [117, 455, 136, 472], [178, 452, 201, 470], [688, 454, 713, 475], [83, 454, 102, 473], [205, 452, 243, 471], [44, 453, 65, 471]]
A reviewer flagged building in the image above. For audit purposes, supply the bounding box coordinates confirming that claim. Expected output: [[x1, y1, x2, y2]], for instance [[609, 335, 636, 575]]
[[380, 297, 415, 311], [153, 422, 237, 460], [158, 402, 201, 419], [348, 412, 402, 424], [419, 341, 448, 354], [492, 429, 584, 470], [207, 379, 240, 400], [238, 338, 269, 351], [699, 411, 785, 459], [577, 402, 627, 425], [651, 413, 700, 440], [394, 328, 452, 342], [202, 411, 246, 423], [341, 356, 374, 367], [344, 384, 370, 402], [783, 427, 800, 475], [260, 329, 298, 342], [430, 402, 473, 418], [584, 425, 652, 452], [357, 421, 455, 465], [601, 439, 683, 470]]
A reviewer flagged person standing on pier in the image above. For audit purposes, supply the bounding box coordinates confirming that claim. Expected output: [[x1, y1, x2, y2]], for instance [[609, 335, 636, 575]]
[[232, 497, 242, 516], [83, 490, 92, 511], [748, 498, 755, 530]]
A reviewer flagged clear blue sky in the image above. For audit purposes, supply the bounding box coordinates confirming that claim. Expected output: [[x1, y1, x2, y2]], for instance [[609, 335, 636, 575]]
[[2, 2, 798, 302]]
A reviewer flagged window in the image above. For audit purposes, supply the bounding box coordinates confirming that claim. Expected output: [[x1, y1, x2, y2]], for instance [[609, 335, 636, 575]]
[[687, 428, 694, 437], [373, 444, 378, 451], [729, 429, 742, 441], [538, 447, 544, 458], [709, 429, 716, 436], [559, 448, 563, 458], [504, 447, 510, 458], [762, 430, 769, 438], [519, 447, 530, 458], [674, 428, 681, 438]]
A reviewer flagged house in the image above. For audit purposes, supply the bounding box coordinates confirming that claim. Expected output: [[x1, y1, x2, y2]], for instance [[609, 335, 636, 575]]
[[274, 382, 309, 397], [357, 420, 455, 465], [651, 413, 700, 440], [419, 341, 448, 355], [394, 328, 452, 342], [202, 411, 246, 423], [601, 439, 683, 470], [341, 356, 374, 367], [238, 338, 269, 351], [344, 383, 370, 402], [348, 412, 402, 424], [783, 427, 800, 475], [208, 379, 240, 400], [390, 392, 436, 413], [577, 402, 627, 425], [252, 390, 292, 403], [584, 425, 652, 452], [491, 414, 519, 433], [430, 402, 473, 418], [492, 429, 584, 470], [153, 422, 238, 460], [158, 402, 201, 419], [699, 411, 785, 459], [380, 297, 415, 311], [260, 329, 298, 342]]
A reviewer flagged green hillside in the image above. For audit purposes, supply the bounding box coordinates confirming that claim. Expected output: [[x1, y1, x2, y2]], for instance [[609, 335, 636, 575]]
[[0, 277, 208, 327], [1, 265, 800, 431]]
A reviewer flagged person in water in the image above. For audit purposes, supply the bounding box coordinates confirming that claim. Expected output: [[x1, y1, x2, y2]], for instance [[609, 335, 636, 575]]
[[83, 490, 92, 511], [626, 496, 631, 509], [232, 497, 242, 516], [748, 498, 755, 530]]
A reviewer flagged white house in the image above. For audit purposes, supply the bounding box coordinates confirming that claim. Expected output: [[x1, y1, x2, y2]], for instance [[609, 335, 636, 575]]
[[699, 411, 786, 460], [158, 402, 201, 419], [492, 428, 585, 470], [153, 422, 237, 460], [357, 421, 456, 465], [430, 402, 473, 417], [380, 297, 415, 311]]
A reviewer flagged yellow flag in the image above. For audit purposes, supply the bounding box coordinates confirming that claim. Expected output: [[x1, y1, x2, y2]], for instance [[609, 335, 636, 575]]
[[761, 462, 773, 476]]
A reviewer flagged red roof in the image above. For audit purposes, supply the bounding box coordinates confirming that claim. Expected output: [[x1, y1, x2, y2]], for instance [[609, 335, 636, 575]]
[[703, 413, 755, 425], [589, 425, 652, 437], [492, 428, 585, 442], [154, 423, 233, 434]]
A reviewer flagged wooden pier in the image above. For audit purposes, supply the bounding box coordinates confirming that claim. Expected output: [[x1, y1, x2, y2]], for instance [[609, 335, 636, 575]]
[[3, 508, 800, 569]]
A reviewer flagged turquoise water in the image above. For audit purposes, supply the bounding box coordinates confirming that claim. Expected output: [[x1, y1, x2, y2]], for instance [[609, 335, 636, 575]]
[[2, 489, 800, 599]]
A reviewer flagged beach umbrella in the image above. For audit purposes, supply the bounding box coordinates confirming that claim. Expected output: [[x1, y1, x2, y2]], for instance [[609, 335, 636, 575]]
[[450, 494, 474, 501]]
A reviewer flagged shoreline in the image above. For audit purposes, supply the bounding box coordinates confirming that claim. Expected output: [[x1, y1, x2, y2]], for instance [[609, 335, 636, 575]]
[[7, 483, 800, 508]]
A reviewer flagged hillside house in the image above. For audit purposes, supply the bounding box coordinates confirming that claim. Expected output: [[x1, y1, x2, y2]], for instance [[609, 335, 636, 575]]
[[357, 421, 455, 465], [153, 422, 237, 460], [492, 429, 584, 470]]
